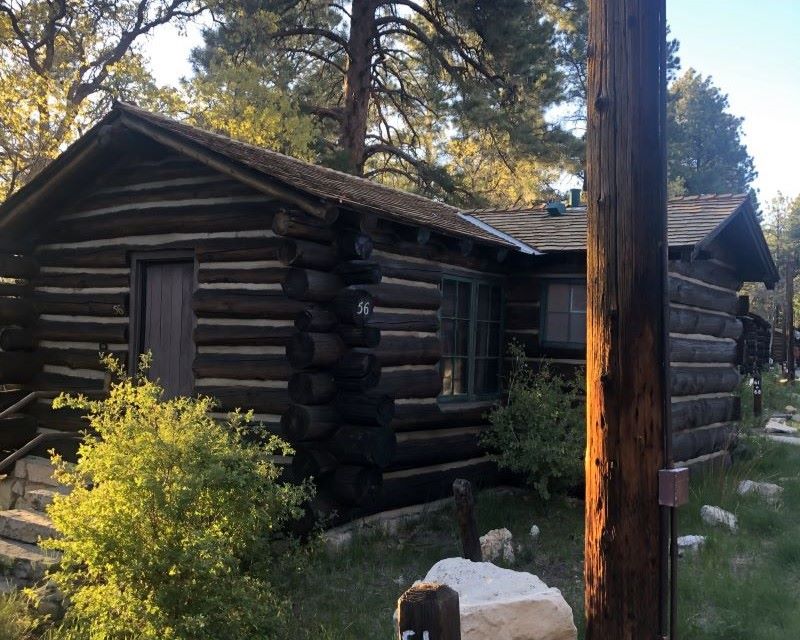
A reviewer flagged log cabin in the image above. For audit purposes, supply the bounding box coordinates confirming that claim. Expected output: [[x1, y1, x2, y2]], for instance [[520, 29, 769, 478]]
[[0, 103, 779, 521]]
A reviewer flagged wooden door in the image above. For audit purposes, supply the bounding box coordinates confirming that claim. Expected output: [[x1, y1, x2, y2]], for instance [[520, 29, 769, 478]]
[[132, 256, 195, 397]]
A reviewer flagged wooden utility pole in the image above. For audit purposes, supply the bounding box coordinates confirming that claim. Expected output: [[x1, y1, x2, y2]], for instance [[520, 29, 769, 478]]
[[585, 0, 668, 638], [786, 257, 795, 380]]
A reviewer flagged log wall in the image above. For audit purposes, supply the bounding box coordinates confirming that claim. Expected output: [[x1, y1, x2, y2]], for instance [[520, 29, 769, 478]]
[[509, 254, 744, 471]]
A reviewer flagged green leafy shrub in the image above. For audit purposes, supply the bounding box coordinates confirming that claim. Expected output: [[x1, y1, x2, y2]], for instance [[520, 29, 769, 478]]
[[42, 355, 312, 640], [481, 342, 585, 499]]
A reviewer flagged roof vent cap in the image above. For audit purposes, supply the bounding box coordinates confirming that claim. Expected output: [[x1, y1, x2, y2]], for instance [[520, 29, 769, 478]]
[[546, 201, 566, 216]]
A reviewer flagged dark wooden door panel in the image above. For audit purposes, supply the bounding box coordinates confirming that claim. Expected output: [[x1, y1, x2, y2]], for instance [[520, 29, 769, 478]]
[[141, 260, 195, 397]]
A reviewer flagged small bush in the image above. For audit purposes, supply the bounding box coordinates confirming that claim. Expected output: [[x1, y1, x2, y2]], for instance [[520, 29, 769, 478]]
[[0, 592, 38, 639], [481, 342, 585, 499], [42, 355, 312, 640]]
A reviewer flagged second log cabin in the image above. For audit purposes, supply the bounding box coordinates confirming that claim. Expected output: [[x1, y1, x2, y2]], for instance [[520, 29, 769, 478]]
[[0, 104, 779, 521]]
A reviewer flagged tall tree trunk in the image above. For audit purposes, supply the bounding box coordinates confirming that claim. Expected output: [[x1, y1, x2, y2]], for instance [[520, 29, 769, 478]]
[[584, 0, 668, 638], [339, 0, 377, 175]]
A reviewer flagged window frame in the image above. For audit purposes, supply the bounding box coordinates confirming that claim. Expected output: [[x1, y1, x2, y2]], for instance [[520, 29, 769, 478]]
[[540, 278, 587, 349], [438, 273, 505, 403]]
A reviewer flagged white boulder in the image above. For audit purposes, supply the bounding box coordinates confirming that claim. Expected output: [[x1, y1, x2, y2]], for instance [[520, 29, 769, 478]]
[[676, 535, 706, 556], [480, 528, 515, 563], [786, 405, 798, 414], [700, 505, 738, 532], [529, 525, 541, 541], [792, 414, 800, 423], [423, 558, 577, 640], [764, 419, 797, 434], [737, 480, 783, 504]]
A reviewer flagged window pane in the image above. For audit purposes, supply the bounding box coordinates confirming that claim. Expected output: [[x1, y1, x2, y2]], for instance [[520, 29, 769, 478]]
[[441, 358, 453, 396], [456, 319, 470, 356], [476, 321, 490, 357], [546, 311, 570, 342], [571, 284, 587, 312], [569, 313, 587, 344], [441, 279, 456, 317], [453, 358, 468, 395], [475, 359, 500, 394], [457, 282, 471, 318], [477, 284, 491, 320], [548, 283, 570, 312], [490, 286, 502, 321], [441, 319, 455, 355], [489, 322, 501, 356]]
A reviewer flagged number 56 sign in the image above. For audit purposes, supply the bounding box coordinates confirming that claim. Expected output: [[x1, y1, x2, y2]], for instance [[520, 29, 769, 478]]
[[397, 583, 461, 640]]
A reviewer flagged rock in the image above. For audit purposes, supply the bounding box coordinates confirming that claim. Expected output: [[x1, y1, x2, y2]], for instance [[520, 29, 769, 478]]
[[764, 419, 797, 434], [677, 535, 706, 556], [0, 509, 58, 544], [23, 457, 61, 488], [700, 505, 737, 532], [786, 405, 798, 414], [32, 581, 65, 621], [767, 434, 800, 446], [422, 558, 577, 640], [737, 480, 783, 504], [480, 528, 515, 563], [530, 525, 541, 541], [792, 414, 800, 423]]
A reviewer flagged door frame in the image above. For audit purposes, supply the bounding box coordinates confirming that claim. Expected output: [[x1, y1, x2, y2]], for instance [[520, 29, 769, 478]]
[[128, 250, 197, 377]]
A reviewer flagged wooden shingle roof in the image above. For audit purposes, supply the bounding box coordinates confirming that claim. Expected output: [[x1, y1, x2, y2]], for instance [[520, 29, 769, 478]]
[[469, 194, 754, 252]]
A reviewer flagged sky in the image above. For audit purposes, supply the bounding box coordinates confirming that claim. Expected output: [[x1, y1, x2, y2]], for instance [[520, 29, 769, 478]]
[[143, 1, 799, 204]]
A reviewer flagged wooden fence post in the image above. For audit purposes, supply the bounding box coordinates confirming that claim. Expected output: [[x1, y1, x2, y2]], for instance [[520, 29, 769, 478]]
[[397, 583, 461, 640], [452, 479, 481, 562]]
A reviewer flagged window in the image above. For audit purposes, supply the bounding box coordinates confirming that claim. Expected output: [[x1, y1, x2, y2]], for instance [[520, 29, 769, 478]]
[[542, 281, 586, 347], [440, 277, 503, 400]]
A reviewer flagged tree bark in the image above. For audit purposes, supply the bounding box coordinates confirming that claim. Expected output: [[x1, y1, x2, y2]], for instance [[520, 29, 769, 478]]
[[339, 0, 378, 175], [585, 1, 668, 638]]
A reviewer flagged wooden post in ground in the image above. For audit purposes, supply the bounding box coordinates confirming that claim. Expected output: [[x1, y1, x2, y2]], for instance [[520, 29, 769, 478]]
[[397, 583, 461, 640], [753, 370, 763, 417], [452, 479, 481, 562], [787, 257, 795, 380], [585, 0, 668, 638]]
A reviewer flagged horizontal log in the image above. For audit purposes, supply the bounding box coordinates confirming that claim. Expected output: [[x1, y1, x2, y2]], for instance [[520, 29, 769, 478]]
[[34, 372, 106, 392], [0, 352, 41, 383], [378, 457, 497, 512], [669, 306, 742, 339], [294, 306, 338, 332], [0, 254, 38, 280], [671, 366, 740, 396], [389, 428, 485, 471], [335, 394, 395, 427], [34, 272, 129, 289], [368, 310, 439, 333], [506, 277, 544, 303], [669, 336, 737, 364], [671, 395, 740, 432], [337, 325, 381, 348], [391, 401, 491, 431], [355, 283, 441, 310], [278, 239, 338, 270], [40, 348, 126, 370], [33, 292, 128, 317], [288, 372, 337, 405], [0, 297, 35, 326], [374, 366, 442, 398], [287, 332, 346, 369], [192, 354, 292, 380], [199, 386, 290, 414], [330, 465, 382, 506], [672, 423, 736, 462], [193, 323, 294, 346], [36, 319, 127, 343], [334, 260, 382, 285], [0, 282, 31, 297], [328, 425, 397, 468], [336, 230, 373, 260], [192, 290, 307, 319], [0, 389, 29, 411], [505, 303, 540, 331], [668, 276, 738, 315], [198, 267, 286, 285], [291, 447, 339, 480], [374, 254, 441, 284], [333, 289, 374, 326], [272, 211, 334, 243], [0, 415, 39, 449], [0, 327, 34, 351], [195, 238, 286, 263], [282, 268, 343, 302], [669, 259, 742, 291], [375, 334, 441, 366], [281, 404, 340, 441], [26, 402, 89, 433], [332, 351, 381, 391]]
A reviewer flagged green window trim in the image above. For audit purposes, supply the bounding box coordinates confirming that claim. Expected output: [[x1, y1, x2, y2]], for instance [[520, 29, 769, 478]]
[[439, 274, 505, 402], [540, 278, 587, 349]]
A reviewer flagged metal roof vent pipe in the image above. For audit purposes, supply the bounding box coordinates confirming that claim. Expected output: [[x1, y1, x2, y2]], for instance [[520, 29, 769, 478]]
[[568, 188, 582, 208], [546, 201, 566, 216]]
